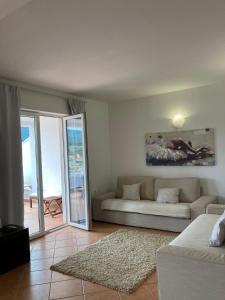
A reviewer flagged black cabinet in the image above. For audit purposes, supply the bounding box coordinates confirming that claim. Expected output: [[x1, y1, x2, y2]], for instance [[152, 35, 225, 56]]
[[0, 226, 30, 274]]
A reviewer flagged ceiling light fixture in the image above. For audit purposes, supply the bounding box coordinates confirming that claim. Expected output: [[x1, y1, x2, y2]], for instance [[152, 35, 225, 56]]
[[172, 114, 185, 129]]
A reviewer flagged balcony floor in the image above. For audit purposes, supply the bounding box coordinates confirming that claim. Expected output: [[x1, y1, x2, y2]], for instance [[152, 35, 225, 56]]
[[24, 200, 64, 235]]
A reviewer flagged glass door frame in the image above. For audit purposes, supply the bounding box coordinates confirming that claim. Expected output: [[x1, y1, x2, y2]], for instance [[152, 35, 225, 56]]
[[63, 113, 91, 231], [21, 111, 45, 239], [21, 110, 68, 239]]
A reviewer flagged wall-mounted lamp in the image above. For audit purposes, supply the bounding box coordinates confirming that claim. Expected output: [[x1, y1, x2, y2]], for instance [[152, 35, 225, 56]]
[[172, 114, 185, 129]]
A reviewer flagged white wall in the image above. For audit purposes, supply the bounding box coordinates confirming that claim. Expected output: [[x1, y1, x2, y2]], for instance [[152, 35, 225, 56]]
[[109, 83, 225, 202], [20, 88, 112, 196], [21, 89, 69, 114], [86, 100, 112, 195]]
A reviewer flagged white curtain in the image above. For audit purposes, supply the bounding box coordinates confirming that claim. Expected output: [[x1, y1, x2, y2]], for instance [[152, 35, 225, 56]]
[[67, 97, 86, 115], [0, 84, 24, 226]]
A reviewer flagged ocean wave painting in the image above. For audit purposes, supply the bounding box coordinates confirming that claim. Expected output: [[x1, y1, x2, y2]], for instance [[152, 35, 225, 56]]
[[145, 128, 215, 166]]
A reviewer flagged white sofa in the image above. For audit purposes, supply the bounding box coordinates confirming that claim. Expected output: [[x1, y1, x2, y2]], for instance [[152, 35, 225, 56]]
[[93, 176, 217, 232], [157, 213, 225, 300]]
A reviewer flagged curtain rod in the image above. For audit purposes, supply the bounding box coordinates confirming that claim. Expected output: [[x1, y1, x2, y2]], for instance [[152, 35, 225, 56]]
[[0, 76, 88, 102]]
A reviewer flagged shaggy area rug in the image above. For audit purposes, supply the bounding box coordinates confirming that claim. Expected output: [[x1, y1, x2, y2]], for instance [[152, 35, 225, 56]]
[[50, 229, 173, 293]]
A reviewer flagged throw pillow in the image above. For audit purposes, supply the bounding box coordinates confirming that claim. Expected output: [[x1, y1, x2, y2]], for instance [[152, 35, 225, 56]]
[[157, 188, 179, 203], [209, 211, 225, 247], [122, 183, 141, 201]]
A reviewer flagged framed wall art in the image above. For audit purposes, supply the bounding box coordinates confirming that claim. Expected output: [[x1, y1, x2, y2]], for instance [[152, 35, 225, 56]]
[[145, 128, 215, 166]]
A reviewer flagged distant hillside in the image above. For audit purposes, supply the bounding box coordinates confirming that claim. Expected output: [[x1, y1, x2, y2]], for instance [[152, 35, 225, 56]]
[[67, 128, 83, 145]]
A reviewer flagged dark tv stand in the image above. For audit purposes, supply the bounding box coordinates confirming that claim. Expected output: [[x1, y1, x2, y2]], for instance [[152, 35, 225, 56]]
[[0, 226, 30, 274]]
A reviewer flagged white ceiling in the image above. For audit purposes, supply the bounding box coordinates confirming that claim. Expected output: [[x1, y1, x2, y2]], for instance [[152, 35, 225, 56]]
[[0, 0, 32, 21], [0, 0, 225, 102]]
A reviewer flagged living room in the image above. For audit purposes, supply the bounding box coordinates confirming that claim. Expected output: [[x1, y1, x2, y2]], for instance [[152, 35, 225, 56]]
[[0, 1, 225, 300]]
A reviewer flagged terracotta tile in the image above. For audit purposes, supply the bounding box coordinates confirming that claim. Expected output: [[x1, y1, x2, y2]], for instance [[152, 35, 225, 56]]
[[31, 248, 55, 260], [50, 279, 83, 299], [1, 222, 162, 300], [56, 297, 84, 300], [74, 230, 86, 235], [51, 270, 75, 282], [55, 239, 76, 248], [83, 280, 111, 294], [84, 290, 120, 300], [21, 269, 52, 286], [0, 286, 17, 300], [53, 255, 69, 264], [16, 283, 50, 300], [54, 246, 77, 257], [43, 234, 57, 242], [77, 245, 89, 251], [29, 258, 53, 271], [0, 294, 17, 300], [0, 267, 25, 292], [32, 240, 55, 250], [142, 272, 157, 285], [55, 232, 74, 241], [149, 272, 158, 284], [76, 237, 98, 246], [119, 283, 158, 300]]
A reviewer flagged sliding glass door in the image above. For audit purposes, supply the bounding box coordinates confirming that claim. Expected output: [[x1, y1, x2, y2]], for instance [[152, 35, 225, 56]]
[[63, 114, 91, 230], [21, 113, 66, 237], [21, 111, 91, 236]]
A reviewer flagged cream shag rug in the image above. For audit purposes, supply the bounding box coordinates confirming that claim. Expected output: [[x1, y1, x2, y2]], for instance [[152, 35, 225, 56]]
[[51, 229, 173, 293]]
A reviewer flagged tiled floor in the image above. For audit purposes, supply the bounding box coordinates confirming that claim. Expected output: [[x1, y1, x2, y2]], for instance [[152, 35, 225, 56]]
[[0, 222, 176, 300]]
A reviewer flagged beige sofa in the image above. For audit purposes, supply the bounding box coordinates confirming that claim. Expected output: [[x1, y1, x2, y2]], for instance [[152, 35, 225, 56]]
[[93, 176, 217, 232], [157, 213, 225, 300]]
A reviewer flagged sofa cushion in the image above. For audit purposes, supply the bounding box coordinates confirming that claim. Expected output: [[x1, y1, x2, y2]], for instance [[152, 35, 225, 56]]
[[157, 188, 179, 203], [122, 183, 141, 200], [154, 178, 200, 203], [116, 176, 154, 200], [101, 199, 191, 219], [170, 214, 225, 254]]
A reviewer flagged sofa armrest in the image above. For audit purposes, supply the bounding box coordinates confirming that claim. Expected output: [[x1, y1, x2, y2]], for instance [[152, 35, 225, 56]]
[[92, 192, 116, 220], [190, 196, 217, 220], [157, 245, 225, 300], [207, 204, 225, 215]]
